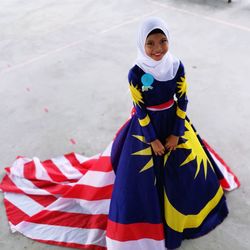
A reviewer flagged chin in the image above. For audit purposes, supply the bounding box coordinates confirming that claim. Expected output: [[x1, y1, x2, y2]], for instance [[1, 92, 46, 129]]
[[152, 56, 163, 61]]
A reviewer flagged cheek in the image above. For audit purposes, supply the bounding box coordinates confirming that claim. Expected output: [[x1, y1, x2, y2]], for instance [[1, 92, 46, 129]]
[[164, 44, 169, 53], [145, 46, 152, 56]]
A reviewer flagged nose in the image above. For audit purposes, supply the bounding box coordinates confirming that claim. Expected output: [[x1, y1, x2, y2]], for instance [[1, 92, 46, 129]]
[[154, 43, 162, 53]]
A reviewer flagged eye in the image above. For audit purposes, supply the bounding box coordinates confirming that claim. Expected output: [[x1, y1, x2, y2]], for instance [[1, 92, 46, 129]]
[[160, 39, 167, 44], [146, 41, 154, 46]]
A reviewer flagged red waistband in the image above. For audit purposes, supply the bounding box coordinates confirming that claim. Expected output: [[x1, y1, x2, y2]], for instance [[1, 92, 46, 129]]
[[146, 99, 174, 111]]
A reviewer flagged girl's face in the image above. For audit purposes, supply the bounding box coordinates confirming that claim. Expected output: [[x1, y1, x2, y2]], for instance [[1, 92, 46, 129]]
[[144, 33, 168, 61]]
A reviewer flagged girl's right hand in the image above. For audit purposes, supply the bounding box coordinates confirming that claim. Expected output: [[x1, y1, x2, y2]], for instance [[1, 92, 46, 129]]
[[150, 139, 165, 156]]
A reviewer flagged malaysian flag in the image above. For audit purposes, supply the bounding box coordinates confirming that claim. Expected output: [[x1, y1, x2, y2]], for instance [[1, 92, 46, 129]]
[[0, 139, 239, 249]]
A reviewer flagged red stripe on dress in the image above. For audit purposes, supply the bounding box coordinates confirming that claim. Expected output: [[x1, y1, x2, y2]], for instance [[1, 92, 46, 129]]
[[4, 198, 30, 225], [36, 239, 107, 250], [64, 153, 88, 175], [203, 139, 240, 187], [63, 184, 113, 200], [106, 219, 164, 241], [29, 210, 108, 229], [147, 99, 174, 110]]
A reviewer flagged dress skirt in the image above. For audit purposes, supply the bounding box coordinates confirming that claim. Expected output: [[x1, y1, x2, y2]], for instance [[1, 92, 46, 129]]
[[0, 108, 240, 250]]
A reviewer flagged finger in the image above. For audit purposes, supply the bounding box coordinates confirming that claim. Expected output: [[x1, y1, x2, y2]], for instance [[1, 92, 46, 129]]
[[156, 150, 163, 156], [155, 151, 159, 156]]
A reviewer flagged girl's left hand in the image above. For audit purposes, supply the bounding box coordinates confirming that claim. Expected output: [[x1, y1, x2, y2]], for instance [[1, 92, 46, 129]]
[[165, 135, 179, 151]]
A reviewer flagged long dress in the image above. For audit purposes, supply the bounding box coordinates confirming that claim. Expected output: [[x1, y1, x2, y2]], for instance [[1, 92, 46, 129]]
[[0, 62, 240, 250]]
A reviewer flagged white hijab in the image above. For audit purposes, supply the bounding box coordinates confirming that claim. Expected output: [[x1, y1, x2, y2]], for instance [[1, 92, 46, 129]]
[[135, 17, 180, 82]]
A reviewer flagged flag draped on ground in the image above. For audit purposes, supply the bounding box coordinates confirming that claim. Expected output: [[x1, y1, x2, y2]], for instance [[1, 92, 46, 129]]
[[0, 142, 114, 250], [0, 140, 239, 249]]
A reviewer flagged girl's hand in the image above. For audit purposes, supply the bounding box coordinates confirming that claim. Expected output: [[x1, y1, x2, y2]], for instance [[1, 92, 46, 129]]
[[150, 139, 165, 156], [165, 135, 179, 151]]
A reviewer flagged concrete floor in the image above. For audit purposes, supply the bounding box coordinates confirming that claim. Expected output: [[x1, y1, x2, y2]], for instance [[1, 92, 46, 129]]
[[0, 0, 250, 249]]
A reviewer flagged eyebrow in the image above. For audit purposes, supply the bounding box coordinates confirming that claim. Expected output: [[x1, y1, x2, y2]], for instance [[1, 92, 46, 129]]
[[146, 37, 167, 43]]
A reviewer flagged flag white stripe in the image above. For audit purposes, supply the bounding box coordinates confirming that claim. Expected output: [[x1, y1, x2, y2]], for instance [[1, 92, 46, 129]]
[[8, 173, 51, 195], [51, 156, 83, 180], [101, 142, 112, 157], [47, 197, 110, 215], [106, 237, 166, 250], [15, 222, 106, 247], [74, 153, 91, 164], [10, 157, 31, 177], [209, 151, 238, 190], [78, 170, 115, 187], [5, 192, 44, 216], [33, 157, 53, 181]]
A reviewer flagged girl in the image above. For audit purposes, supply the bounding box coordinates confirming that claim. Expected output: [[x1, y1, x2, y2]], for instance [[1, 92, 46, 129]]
[[106, 17, 238, 249], [0, 17, 239, 250]]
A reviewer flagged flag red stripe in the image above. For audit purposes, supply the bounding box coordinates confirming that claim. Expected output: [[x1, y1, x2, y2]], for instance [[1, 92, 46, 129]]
[[41, 159, 69, 183], [64, 153, 88, 175], [219, 178, 230, 189], [1, 173, 71, 196], [80, 158, 98, 171], [63, 184, 113, 200], [36, 239, 107, 250], [106, 219, 164, 241], [28, 210, 108, 229], [23, 160, 36, 180], [5, 167, 11, 174], [79, 157, 112, 172], [29, 179, 72, 195], [203, 139, 240, 187], [89, 157, 113, 172], [23, 159, 79, 183], [4, 199, 30, 225], [26, 194, 57, 207], [0, 175, 26, 194]]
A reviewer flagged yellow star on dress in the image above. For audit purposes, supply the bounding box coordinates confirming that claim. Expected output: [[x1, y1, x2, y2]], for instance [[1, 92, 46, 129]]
[[177, 76, 187, 97], [129, 82, 144, 107], [165, 120, 214, 179]]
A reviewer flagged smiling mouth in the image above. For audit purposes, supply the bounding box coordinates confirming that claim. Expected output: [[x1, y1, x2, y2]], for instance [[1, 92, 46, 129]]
[[153, 53, 162, 57]]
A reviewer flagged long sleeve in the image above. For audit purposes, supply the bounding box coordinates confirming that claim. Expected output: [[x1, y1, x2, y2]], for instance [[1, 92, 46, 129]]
[[172, 62, 188, 136], [128, 70, 157, 143]]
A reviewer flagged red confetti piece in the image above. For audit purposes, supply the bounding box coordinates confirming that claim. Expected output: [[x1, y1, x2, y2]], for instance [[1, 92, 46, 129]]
[[7, 64, 11, 68], [70, 138, 76, 145], [26, 87, 31, 92], [16, 156, 24, 159], [44, 108, 49, 113]]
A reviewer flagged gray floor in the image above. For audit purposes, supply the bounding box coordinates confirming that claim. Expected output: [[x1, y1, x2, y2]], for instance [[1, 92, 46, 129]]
[[0, 0, 250, 249]]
